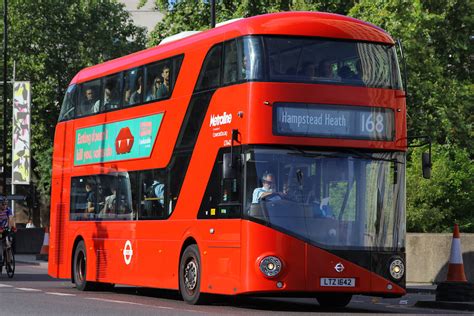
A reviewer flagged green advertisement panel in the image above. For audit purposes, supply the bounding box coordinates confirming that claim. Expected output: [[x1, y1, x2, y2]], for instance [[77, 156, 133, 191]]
[[74, 113, 163, 166]]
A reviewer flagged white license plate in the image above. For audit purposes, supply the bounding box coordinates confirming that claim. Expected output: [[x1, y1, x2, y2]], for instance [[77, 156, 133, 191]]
[[320, 277, 356, 287]]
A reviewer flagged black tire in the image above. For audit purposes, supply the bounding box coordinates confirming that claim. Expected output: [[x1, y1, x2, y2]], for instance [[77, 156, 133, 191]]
[[179, 244, 205, 305], [316, 293, 352, 308], [5, 248, 14, 278], [73, 241, 96, 291]]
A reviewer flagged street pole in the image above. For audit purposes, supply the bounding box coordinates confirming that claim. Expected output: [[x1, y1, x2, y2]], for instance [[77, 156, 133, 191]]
[[210, 0, 215, 28], [2, 0, 7, 198]]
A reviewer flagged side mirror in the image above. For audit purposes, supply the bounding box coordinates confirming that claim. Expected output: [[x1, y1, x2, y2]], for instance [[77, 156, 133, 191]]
[[223, 153, 238, 179], [422, 152, 431, 179]]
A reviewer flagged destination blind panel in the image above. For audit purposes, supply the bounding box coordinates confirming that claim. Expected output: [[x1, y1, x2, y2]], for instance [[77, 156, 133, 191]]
[[273, 103, 394, 141]]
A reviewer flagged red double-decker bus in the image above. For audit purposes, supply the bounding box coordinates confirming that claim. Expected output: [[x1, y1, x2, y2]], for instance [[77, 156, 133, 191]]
[[49, 12, 407, 307]]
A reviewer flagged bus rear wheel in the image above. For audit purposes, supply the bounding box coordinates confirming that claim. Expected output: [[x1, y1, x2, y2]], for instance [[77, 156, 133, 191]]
[[316, 293, 352, 308], [73, 241, 96, 291], [179, 244, 205, 305]]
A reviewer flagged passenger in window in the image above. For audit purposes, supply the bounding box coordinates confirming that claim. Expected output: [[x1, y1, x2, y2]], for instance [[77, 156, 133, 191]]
[[352, 60, 363, 81], [85, 182, 98, 216], [298, 62, 317, 77], [156, 65, 171, 98], [102, 86, 118, 111], [146, 76, 161, 101], [318, 59, 338, 79], [338, 65, 355, 79], [252, 173, 274, 203], [101, 188, 116, 214], [129, 76, 143, 104], [143, 179, 165, 217], [83, 88, 97, 115]]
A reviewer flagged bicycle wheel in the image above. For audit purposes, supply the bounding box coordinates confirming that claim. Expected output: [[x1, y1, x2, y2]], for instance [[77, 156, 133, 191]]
[[6, 247, 14, 278]]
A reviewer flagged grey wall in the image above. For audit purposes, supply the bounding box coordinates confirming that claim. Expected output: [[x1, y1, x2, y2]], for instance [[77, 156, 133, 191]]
[[406, 233, 474, 283]]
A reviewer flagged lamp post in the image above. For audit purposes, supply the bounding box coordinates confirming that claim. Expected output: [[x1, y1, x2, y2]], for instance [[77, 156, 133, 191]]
[[2, 0, 7, 198], [210, 0, 215, 28]]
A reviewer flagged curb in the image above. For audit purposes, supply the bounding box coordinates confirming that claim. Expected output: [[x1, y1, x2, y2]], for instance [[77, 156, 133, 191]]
[[406, 287, 436, 295], [415, 300, 474, 311], [16, 259, 41, 266]]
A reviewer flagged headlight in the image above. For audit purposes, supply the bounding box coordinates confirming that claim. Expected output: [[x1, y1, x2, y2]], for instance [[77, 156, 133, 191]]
[[259, 256, 282, 277], [389, 258, 405, 280]]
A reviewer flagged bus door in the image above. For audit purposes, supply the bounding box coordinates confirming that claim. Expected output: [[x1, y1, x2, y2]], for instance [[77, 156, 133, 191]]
[[199, 152, 242, 293]]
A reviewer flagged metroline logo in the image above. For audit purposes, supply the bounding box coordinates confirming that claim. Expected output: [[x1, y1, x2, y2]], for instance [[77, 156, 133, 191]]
[[210, 112, 232, 127]]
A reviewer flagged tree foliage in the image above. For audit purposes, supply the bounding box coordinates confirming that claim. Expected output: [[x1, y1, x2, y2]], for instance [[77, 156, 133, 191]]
[[407, 144, 474, 232], [3, 0, 146, 223], [147, 0, 355, 45], [350, 0, 473, 152]]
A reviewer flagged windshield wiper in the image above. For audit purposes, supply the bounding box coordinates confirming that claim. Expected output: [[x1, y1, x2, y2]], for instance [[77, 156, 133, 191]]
[[287, 146, 341, 159], [345, 149, 404, 164]]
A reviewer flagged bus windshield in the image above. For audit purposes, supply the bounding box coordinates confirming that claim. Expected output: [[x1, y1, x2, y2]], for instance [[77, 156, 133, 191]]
[[259, 36, 402, 89], [245, 147, 405, 251]]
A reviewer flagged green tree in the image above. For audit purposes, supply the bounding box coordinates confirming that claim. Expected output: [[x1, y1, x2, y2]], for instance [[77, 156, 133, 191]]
[[146, 0, 355, 45], [407, 144, 474, 232], [4, 0, 146, 224], [350, 0, 473, 152]]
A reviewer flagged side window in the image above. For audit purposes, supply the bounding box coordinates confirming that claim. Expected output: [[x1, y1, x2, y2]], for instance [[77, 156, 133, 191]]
[[70, 176, 99, 220], [223, 40, 238, 85], [70, 173, 135, 221], [139, 169, 167, 220], [123, 68, 143, 107], [102, 74, 122, 111], [195, 44, 222, 91], [145, 61, 171, 102], [59, 84, 77, 122], [78, 79, 101, 117]]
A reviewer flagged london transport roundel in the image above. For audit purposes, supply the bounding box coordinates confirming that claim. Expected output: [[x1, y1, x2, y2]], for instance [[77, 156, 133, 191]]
[[123, 240, 133, 265]]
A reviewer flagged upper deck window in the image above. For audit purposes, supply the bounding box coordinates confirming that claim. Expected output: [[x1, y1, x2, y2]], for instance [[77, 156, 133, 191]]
[[77, 79, 101, 118], [58, 84, 77, 122], [263, 36, 402, 90], [124, 67, 143, 107]]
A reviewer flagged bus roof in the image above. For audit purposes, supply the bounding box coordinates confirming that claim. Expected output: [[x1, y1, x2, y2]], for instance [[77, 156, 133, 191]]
[[71, 11, 394, 85]]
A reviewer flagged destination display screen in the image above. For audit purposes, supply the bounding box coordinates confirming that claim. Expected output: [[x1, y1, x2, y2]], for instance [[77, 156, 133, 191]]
[[273, 103, 394, 140]]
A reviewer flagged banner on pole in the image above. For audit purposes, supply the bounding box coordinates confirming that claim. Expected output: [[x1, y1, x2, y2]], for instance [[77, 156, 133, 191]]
[[12, 81, 31, 185]]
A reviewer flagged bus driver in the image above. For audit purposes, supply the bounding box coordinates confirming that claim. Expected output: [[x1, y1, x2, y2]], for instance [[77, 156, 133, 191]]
[[252, 173, 274, 203]]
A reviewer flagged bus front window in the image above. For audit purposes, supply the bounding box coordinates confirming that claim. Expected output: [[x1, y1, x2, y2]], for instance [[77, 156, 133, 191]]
[[263, 36, 402, 90], [245, 147, 406, 251]]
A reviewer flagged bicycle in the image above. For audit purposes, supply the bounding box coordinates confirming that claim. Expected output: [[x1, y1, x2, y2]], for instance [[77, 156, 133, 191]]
[[0, 227, 15, 278]]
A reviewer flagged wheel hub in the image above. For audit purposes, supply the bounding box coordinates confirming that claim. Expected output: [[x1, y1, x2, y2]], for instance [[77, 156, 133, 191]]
[[184, 260, 197, 291]]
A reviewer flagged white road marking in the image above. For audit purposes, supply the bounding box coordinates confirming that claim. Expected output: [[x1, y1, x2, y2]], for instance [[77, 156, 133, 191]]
[[85, 297, 151, 307], [0, 284, 13, 288], [84, 298, 201, 313], [46, 292, 76, 296], [352, 300, 364, 303], [16, 288, 42, 292]]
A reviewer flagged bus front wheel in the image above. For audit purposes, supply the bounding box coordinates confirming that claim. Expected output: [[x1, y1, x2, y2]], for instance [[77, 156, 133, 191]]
[[316, 293, 352, 308], [73, 241, 95, 291], [179, 244, 205, 305]]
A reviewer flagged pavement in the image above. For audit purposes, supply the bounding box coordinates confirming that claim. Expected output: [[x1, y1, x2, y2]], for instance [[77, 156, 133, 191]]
[[13, 254, 474, 311]]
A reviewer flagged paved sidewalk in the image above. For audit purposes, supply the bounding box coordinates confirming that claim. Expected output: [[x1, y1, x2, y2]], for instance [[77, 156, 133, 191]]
[[16, 254, 48, 268]]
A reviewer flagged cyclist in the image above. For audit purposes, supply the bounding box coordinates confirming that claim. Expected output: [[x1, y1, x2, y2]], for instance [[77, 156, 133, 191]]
[[0, 199, 15, 263]]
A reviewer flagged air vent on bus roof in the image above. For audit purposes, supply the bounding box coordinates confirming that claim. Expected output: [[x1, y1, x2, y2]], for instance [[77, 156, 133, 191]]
[[158, 31, 202, 45], [215, 18, 243, 27], [158, 18, 243, 46]]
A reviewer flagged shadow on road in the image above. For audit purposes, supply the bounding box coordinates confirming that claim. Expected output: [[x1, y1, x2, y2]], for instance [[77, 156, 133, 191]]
[[112, 287, 378, 313], [0, 272, 57, 282]]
